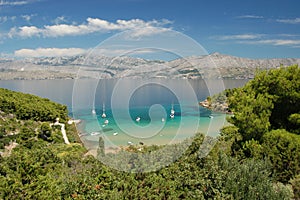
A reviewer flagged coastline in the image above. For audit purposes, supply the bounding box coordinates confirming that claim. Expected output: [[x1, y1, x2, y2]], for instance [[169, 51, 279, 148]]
[[76, 112, 228, 157], [199, 98, 233, 114]]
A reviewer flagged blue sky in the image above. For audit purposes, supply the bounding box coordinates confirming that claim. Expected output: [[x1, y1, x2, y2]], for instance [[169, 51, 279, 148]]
[[1, 0, 300, 58]]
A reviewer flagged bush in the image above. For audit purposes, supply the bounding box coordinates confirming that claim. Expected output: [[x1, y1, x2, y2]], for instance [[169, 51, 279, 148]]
[[221, 157, 293, 199], [242, 139, 263, 159], [262, 129, 300, 183], [290, 174, 300, 199], [228, 65, 300, 142]]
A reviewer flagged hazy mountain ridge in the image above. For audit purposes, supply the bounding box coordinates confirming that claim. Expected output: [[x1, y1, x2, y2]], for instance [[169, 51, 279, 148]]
[[0, 53, 299, 80]]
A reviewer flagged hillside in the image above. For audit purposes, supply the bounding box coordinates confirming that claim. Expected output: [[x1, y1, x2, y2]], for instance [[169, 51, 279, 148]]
[[0, 65, 299, 199], [1, 53, 300, 80], [0, 88, 80, 152]]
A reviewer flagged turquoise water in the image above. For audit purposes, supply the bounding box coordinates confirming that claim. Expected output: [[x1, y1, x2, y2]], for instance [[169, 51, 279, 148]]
[[70, 78, 232, 150], [0, 79, 248, 150], [75, 103, 228, 150]]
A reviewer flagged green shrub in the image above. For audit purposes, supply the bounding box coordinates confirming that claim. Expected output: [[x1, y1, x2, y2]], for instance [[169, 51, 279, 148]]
[[290, 174, 300, 199], [262, 129, 300, 183]]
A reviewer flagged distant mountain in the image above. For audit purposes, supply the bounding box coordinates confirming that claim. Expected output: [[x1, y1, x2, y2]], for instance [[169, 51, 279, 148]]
[[0, 53, 299, 80]]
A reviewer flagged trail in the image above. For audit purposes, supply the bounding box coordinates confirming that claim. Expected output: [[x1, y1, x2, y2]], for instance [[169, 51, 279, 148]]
[[51, 119, 70, 144]]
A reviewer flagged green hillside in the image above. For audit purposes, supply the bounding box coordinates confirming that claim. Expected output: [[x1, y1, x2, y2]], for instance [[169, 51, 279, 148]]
[[0, 88, 68, 122]]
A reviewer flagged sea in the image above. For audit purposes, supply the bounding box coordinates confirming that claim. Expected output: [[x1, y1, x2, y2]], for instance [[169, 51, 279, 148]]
[[0, 79, 248, 151]]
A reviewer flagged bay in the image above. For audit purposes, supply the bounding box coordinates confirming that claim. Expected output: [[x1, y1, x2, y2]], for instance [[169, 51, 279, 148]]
[[0, 79, 248, 150]]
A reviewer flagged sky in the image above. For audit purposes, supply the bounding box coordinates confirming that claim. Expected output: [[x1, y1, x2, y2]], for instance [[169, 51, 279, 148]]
[[0, 0, 300, 59]]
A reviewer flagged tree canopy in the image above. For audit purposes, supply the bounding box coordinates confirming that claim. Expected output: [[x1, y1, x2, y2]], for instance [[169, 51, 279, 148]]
[[0, 88, 68, 122], [223, 65, 300, 185], [228, 65, 300, 140]]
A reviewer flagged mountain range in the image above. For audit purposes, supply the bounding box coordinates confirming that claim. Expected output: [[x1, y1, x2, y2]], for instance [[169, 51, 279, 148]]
[[0, 53, 299, 80]]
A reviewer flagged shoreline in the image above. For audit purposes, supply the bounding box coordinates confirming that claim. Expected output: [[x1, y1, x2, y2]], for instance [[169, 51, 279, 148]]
[[199, 99, 233, 115], [77, 113, 228, 157]]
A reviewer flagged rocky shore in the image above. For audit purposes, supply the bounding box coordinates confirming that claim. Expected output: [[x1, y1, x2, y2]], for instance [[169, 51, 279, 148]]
[[199, 98, 232, 114]]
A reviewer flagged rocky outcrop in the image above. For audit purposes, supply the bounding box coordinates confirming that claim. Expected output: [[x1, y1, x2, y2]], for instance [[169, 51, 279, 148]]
[[199, 98, 232, 114]]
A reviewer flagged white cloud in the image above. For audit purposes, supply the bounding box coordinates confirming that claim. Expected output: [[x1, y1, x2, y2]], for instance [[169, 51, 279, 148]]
[[9, 26, 41, 37], [0, 15, 16, 23], [9, 17, 173, 38], [0, 16, 8, 23], [236, 15, 264, 19], [21, 15, 31, 22], [276, 18, 300, 24], [128, 26, 170, 38], [52, 16, 67, 24], [21, 14, 36, 22], [278, 34, 300, 37], [14, 48, 87, 57], [91, 47, 158, 57], [0, 0, 32, 6], [240, 39, 300, 46], [215, 34, 263, 40], [213, 33, 300, 48]]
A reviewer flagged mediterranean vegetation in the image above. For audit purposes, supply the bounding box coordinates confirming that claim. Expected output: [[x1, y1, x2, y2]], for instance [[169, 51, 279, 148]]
[[0, 65, 299, 199]]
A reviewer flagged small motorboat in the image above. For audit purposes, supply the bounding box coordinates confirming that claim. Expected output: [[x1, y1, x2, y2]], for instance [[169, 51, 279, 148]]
[[91, 132, 100, 136], [136, 117, 141, 122]]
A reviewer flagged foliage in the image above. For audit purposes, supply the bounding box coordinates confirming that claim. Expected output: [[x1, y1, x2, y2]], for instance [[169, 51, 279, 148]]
[[39, 122, 52, 141], [220, 156, 292, 200], [262, 129, 300, 183], [0, 88, 68, 122], [224, 65, 300, 184], [288, 113, 300, 134], [228, 65, 300, 141], [242, 139, 263, 159], [290, 174, 300, 199], [0, 130, 293, 199]]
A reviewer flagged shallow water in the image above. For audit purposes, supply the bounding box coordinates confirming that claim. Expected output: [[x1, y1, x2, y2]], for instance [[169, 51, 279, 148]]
[[0, 79, 248, 150], [78, 106, 228, 150]]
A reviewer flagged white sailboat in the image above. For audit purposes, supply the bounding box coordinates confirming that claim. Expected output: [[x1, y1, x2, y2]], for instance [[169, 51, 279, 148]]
[[101, 103, 106, 118], [170, 104, 175, 119], [92, 109, 96, 115], [171, 104, 175, 115]]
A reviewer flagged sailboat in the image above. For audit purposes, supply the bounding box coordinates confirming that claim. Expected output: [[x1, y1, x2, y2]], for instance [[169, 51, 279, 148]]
[[170, 104, 175, 119], [101, 103, 106, 118], [92, 109, 96, 115], [171, 104, 175, 115]]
